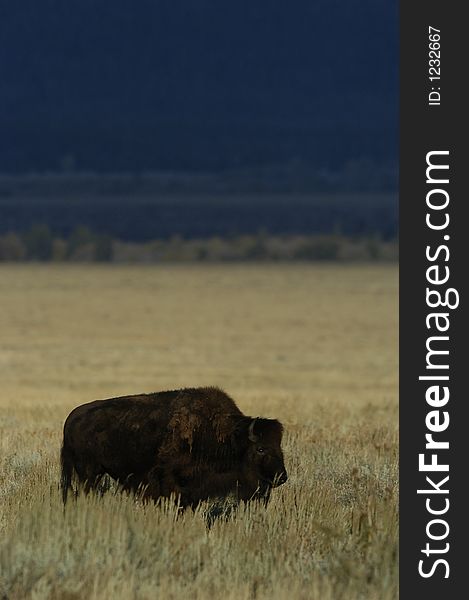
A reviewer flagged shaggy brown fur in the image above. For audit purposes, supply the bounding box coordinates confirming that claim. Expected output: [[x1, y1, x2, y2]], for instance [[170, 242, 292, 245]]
[[61, 387, 287, 508]]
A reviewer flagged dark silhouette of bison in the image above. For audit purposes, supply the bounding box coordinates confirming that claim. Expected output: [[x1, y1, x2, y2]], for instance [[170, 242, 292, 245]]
[[61, 387, 287, 509]]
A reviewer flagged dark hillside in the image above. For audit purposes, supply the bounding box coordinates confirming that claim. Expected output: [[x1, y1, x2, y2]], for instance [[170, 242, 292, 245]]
[[0, 1, 398, 174]]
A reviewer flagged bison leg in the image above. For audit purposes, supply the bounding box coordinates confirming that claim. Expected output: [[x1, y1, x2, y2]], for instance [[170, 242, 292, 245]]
[[60, 443, 74, 504], [83, 475, 104, 495], [73, 461, 104, 496], [119, 473, 149, 498], [204, 493, 240, 529]]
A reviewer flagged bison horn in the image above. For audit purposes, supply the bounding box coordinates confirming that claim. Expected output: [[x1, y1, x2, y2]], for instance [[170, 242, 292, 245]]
[[248, 418, 258, 442]]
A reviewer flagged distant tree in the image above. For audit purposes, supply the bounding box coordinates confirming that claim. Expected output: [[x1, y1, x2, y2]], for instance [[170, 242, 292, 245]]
[[0, 232, 26, 261], [23, 224, 53, 260], [244, 238, 268, 260], [52, 238, 67, 261], [66, 226, 94, 259], [366, 235, 382, 260], [195, 245, 208, 261], [294, 237, 340, 261], [94, 234, 114, 261]]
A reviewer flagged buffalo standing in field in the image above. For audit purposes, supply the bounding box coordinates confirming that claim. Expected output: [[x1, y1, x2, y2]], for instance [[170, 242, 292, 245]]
[[61, 387, 287, 510]]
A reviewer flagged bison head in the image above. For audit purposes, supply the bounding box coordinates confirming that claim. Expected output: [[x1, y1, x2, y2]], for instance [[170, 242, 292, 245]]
[[235, 417, 287, 497]]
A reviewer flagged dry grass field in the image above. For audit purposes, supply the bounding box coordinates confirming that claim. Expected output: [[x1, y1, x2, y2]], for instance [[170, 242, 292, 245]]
[[0, 263, 398, 600]]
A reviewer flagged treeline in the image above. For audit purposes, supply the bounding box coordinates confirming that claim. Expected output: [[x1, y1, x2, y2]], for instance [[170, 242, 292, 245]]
[[0, 225, 397, 263], [0, 190, 397, 241]]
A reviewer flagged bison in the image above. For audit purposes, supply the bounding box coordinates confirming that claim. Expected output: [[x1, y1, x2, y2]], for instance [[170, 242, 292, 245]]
[[61, 387, 287, 510]]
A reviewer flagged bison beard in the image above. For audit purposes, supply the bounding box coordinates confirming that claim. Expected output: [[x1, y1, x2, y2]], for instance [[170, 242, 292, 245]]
[[61, 387, 287, 510]]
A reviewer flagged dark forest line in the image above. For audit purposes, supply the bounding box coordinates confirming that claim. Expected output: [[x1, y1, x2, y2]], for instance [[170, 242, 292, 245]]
[[0, 225, 398, 263], [0, 178, 397, 242], [1, 1, 397, 173]]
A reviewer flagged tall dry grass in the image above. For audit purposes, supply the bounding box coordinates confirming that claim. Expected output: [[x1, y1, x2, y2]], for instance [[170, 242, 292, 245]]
[[0, 264, 398, 599]]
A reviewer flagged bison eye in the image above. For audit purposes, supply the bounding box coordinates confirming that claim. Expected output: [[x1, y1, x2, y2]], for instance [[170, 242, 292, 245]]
[[256, 446, 265, 454]]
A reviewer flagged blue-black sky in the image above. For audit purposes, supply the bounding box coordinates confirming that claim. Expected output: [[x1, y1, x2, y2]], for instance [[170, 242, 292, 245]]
[[0, 0, 398, 174]]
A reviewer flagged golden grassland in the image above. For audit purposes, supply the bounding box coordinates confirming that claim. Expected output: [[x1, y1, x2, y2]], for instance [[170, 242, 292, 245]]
[[0, 263, 398, 599]]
